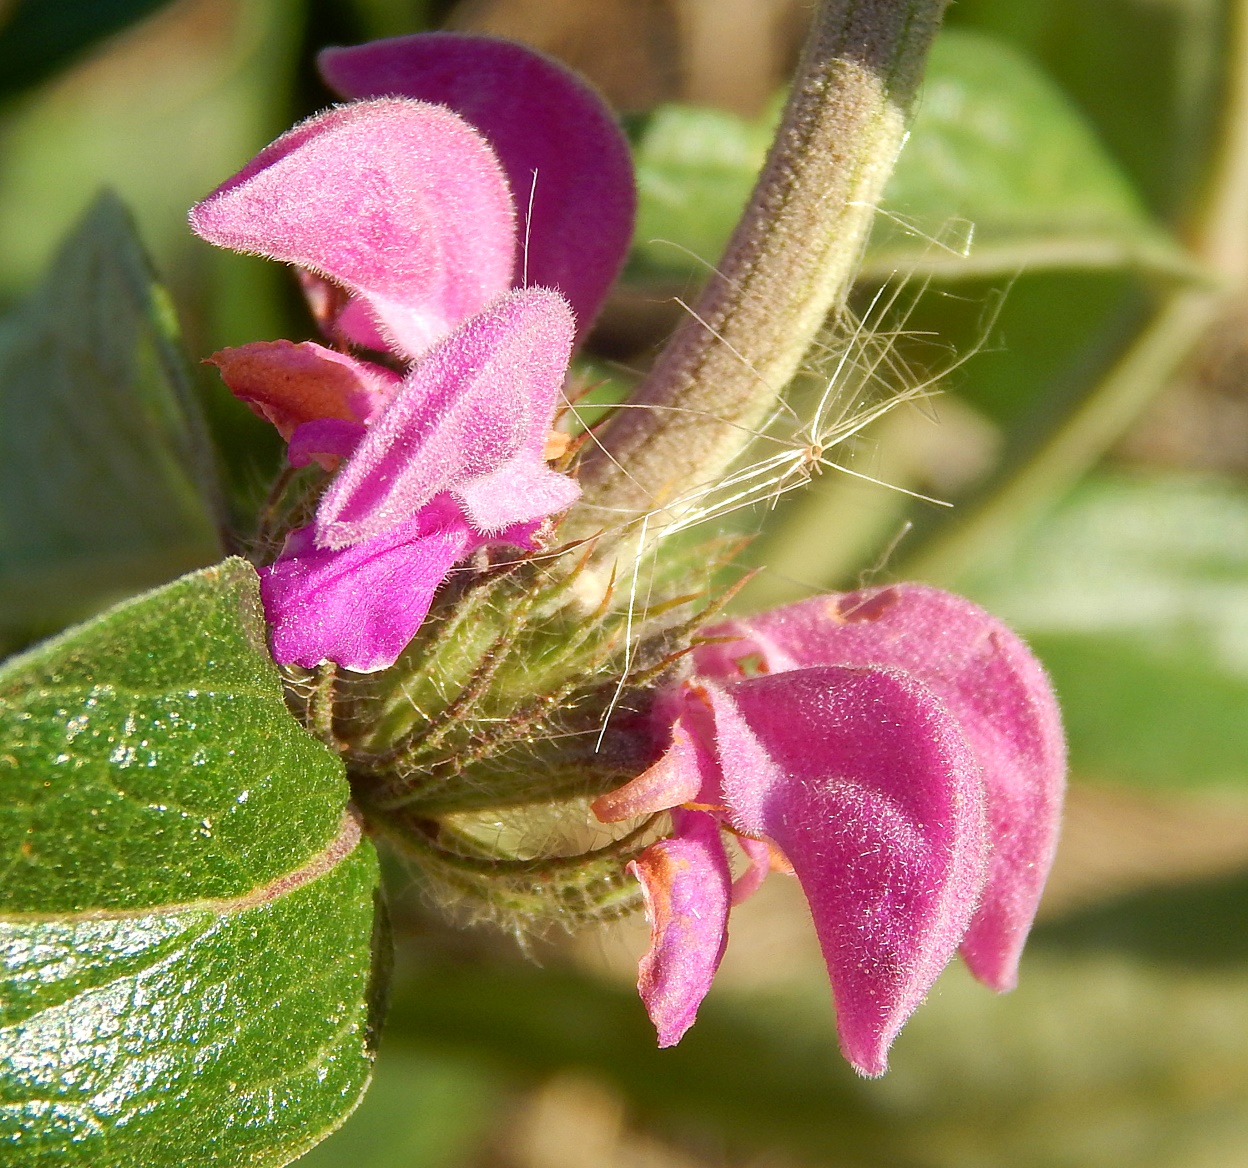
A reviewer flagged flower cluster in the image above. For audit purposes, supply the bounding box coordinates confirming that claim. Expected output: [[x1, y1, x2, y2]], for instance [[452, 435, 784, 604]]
[[190, 34, 635, 672], [190, 32, 1064, 1078]]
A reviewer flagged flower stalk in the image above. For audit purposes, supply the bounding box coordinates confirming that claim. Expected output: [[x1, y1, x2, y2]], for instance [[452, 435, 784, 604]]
[[571, 0, 950, 541]]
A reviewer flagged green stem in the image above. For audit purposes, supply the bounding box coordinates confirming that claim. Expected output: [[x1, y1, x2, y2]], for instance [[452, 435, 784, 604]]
[[568, 0, 949, 541], [906, 0, 1248, 585]]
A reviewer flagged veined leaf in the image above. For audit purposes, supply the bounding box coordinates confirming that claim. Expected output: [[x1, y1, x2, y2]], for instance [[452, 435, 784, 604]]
[[0, 559, 383, 1166], [0, 192, 223, 642], [948, 0, 1224, 221], [627, 30, 1195, 288], [964, 473, 1248, 790], [863, 30, 1198, 281]]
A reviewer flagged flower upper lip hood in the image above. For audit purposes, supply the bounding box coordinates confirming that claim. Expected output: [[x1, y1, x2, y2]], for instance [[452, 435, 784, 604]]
[[317, 31, 636, 344], [190, 98, 518, 362], [188, 35, 637, 674], [594, 583, 1065, 1077]]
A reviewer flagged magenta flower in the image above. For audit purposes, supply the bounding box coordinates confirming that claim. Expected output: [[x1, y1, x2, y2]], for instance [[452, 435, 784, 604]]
[[594, 584, 1065, 1077], [189, 39, 635, 672]]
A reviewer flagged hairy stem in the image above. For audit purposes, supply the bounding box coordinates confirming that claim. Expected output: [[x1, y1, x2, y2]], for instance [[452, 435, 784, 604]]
[[568, 0, 949, 541]]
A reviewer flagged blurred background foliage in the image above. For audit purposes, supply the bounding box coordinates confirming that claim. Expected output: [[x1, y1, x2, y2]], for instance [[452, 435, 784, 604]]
[[5, 0, 1248, 1165]]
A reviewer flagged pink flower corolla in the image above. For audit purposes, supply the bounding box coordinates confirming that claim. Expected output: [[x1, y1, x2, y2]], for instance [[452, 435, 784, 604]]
[[188, 38, 636, 673], [317, 32, 636, 344], [593, 584, 1065, 1077], [258, 289, 578, 672]]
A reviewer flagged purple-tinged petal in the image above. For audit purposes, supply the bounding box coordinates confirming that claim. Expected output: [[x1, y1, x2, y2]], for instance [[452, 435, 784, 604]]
[[296, 269, 392, 353], [259, 499, 475, 672], [700, 584, 1065, 992], [628, 808, 732, 1048], [592, 707, 717, 823], [320, 33, 635, 336], [317, 287, 577, 548], [287, 418, 366, 470], [190, 99, 516, 359], [705, 667, 987, 1077], [206, 339, 399, 439]]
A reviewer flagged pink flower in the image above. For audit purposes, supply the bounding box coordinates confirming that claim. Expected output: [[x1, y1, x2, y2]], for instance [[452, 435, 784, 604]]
[[594, 584, 1065, 1077], [189, 38, 635, 672]]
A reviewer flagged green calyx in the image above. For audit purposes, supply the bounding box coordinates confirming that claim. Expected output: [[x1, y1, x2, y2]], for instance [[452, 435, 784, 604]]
[[279, 530, 742, 936]]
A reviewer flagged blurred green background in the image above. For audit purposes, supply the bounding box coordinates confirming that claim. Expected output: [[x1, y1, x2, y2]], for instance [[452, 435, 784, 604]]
[[5, 0, 1248, 1165]]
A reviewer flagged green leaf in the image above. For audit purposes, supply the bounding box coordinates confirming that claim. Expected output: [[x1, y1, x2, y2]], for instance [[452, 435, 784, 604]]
[[947, 0, 1224, 221], [862, 30, 1197, 280], [626, 31, 1195, 288], [0, 559, 384, 1165], [0, 192, 223, 642], [963, 473, 1248, 790], [0, 0, 177, 102]]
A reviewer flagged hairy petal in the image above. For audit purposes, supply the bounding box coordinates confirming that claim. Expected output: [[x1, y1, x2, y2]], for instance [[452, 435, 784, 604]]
[[628, 809, 732, 1048], [705, 667, 987, 1077], [317, 288, 577, 546], [452, 452, 580, 536], [320, 33, 635, 336], [296, 269, 392, 353], [730, 835, 776, 905], [206, 340, 399, 439], [700, 585, 1065, 992], [190, 99, 515, 359], [259, 499, 474, 672], [592, 704, 718, 823]]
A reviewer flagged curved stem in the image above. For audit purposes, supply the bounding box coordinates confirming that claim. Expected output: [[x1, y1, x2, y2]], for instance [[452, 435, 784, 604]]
[[568, 0, 950, 542]]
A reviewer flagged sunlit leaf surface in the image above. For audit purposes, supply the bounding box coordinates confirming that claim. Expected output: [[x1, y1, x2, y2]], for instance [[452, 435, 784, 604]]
[[864, 30, 1195, 280], [0, 560, 383, 1166], [627, 30, 1191, 290]]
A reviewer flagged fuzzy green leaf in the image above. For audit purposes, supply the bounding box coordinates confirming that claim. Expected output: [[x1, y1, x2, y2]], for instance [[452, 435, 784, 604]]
[[0, 192, 223, 645], [964, 474, 1248, 790], [0, 559, 383, 1166]]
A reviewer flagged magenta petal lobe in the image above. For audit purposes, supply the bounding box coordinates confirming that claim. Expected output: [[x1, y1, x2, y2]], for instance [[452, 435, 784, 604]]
[[317, 287, 576, 547], [319, 33, 635, 335], [701, 584, 1065, 993], [453, 455, 580, 534], [592, 708, 717, 823], [259, 509, 474, 673], [706, 667, 987, 1077], [628, 809, 732, 1048], [730, 835, 774, 905], [190, 98, 516, 359]]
